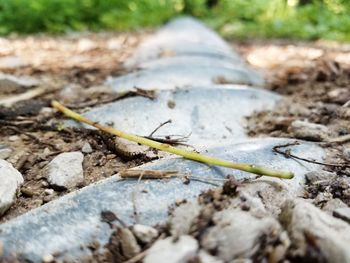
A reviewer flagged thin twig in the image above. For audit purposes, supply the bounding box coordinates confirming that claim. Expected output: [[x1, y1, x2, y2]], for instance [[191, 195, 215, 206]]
[[52, 100, 294, 179], [148, 119, 172, 137], [273, 141, 350, 168], [120, 169, 178, 179]]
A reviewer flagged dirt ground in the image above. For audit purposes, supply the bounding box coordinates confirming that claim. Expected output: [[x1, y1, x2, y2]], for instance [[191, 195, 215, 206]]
[[1, 32, 350, 262]]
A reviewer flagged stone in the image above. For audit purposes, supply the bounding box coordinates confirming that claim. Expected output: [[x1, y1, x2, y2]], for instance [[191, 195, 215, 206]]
[[290, 120, 329, 141], [305, 170, 336, 184], [118, 228, 141, 259], [0, 145, 12, 160], [198, 250, 223, 263], [106, 66, 264, 93], [322, 198, 348, 214], [0, 73, 39, 95], [144, 235, 198, 263], [0, 160, 24, 216], [333, 207, 350, 224], [343, 147, 350, 161], [280, 199, 350, 262], [0, 138, 325, 262], [81, 142, 93, 154], [8, 135, 19, 142], [132, 224, 158, 244], [169, 200, 202, 237], [201, 209, 281, 261], [42, 254, 54, 263], [44, 189, 55, 196], [69, 86, 279, 147], [46, 152, 84, 189]]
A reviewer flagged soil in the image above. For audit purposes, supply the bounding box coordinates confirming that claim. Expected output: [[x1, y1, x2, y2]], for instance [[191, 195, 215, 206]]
[[0, 32, 147, 222], [1, 33, 350, 262]]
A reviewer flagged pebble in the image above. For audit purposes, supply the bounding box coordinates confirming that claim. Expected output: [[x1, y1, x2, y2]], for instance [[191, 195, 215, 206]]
[[44, 189, 55, 196], [343, 148, 350, 161], [0, 159, 24, 216], [281, 199, 350, 262], [0, 145, 12, 160], [132, 224, 158, 244], [118, 228, 141, 259], [144, 235, 198, 263], [305, 170, 336, 184], [8, 135, 20, 142], [81, 142, 93, 154], [290, 120, 329, 141], [198, 250, 223, 263], [42, 254, 54, 263], [333, 207, 350, 224], [322, 198, 348, 214], [46, 152, 84, 189], [201, 209, 280, 261], [169, 200, 201, 237], [0, 73, 38, 94]]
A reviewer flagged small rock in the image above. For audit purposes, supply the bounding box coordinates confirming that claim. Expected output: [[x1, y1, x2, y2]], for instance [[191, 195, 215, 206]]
[[0, 145, 12, 160], [44, 189, 55, 196], [0, 73, 38, 95], [322, 198, 347, 214], [20, 187, 36, 197], [8, 135, 20, 142], [327, 88, 350, 104], [280, 199, 350, 262], [0, 159, 24, 216], [201, 209, 281, 261], [314, 191, 333, 205], [343, 148, 350, 161], [198, 250, 223, 263], [268, 231, 290, 263], [46, 152, 84, 189], [132, 224, 158, 244], [333, 207, 350, 224], [43, 195, 54, 204], [81, 142, 93, 154], [290, 120, 329, 141], [305, 170, 336, 184], [118, 228, 141, 259], [144, 235, 198, 263], [169, 200, 201, 237], [42, 254, 54, 263], [106, 227, 141, 261]]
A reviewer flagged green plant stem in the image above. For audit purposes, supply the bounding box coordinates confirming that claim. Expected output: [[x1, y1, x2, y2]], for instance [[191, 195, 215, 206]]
[[52, 100, 294, 179]]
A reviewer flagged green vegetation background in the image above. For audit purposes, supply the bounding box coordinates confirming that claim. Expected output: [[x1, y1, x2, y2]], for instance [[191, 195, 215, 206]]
[[1, 0, 349, 41]]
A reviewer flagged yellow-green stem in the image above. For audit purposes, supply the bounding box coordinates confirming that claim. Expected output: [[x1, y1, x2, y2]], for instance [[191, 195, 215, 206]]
[[52, 100, 294, 179]]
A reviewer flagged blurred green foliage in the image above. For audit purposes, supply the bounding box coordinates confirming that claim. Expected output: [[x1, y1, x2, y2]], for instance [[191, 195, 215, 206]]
[[0, 0, 349, 41]]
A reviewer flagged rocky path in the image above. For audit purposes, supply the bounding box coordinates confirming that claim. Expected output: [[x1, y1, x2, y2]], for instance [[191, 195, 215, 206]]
[[0, 17, 350, 263]]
